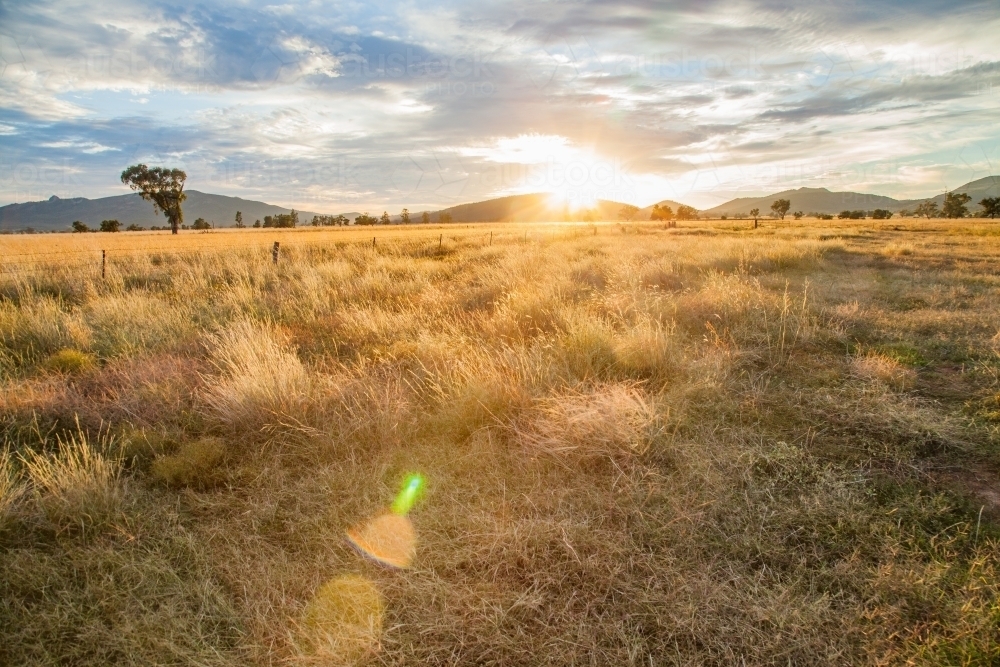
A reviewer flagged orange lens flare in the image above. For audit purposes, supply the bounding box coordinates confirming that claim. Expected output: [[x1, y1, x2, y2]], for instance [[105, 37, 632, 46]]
[[346, 513, 417, 569]]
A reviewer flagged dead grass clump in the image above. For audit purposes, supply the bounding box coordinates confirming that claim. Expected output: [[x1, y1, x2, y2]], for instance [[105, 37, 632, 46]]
[[151, 438, 226, 489], [515, 383, 658, 460], [323, 370, 414, 451], [0, 448, 25, 530], [73, 354, 206, 427], [883, 242, 916, 256], [0, 294, 91, 364], [202, 319, 311, 432], [852, 352, 917, 390], [558, 315, 617, 380], [614, 318, 683, 382], [44, 348, 95, 374], [21, 429, 122, 531]]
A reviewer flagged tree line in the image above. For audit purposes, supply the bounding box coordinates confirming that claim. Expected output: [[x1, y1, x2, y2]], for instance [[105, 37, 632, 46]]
[[83, 164, 999, 234]]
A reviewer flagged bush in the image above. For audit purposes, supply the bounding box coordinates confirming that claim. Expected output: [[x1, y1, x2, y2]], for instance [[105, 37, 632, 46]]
[[151, 438, 226, 489], [44, 348, 95, 374]]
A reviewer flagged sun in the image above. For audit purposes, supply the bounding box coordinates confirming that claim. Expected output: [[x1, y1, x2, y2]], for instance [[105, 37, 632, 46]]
[[462, 134, 610, 209], [547, 190, 598, 211]]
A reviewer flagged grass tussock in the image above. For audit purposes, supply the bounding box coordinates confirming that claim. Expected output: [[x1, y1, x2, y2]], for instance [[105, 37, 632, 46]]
[[20, 429, 122, 531], [2, 221, 1000, 665], [44, 348, 95, 374], [151, 437, 226, 489], [202, 319, 311, 433], [0, 448, 25, 530], [515, 383, 658, 460]]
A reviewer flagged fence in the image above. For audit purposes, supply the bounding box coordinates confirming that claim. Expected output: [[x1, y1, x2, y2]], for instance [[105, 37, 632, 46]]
[[0, 225, 606, 280]]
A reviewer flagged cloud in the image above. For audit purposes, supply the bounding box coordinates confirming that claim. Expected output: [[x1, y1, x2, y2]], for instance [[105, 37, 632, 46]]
[[0, 0, 998, 209]]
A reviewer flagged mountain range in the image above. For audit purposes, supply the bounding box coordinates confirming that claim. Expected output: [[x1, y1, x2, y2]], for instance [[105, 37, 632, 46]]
[[700, 176, 999, 218], [0, 191, 326, 232], [1, 176, 997, 231]]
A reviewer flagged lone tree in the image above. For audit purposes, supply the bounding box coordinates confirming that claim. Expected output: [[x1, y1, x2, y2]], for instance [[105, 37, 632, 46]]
[[235, 211, 244, 228], [618, 204, 640, 221], [650, 204, 673, 221], [400, 208, 410, 224], [676, 205, 698, 221], [914, 201, 939, 219], [942, 191, 971, 219], [750, 208, 760, 228], [770, 198, 791, 220], [99, 219, 121, 232], [380, 211, 391, 225], [121, 164, 187, 235], [980, 196, 1000, 219], [71, 220, 89, 233], [421, 211, 430, 224]]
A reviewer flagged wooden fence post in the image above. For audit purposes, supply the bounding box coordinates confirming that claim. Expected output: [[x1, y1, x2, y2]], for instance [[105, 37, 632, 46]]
[[490, 231, 493, 246], [439, 234, 442, 249], [372, 236, 376, 250], [272, 241, 280, 264], [101, 250, 106, 279]]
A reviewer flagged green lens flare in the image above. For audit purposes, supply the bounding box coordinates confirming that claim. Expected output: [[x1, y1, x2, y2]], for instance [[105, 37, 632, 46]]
[[391, 474, 424, 516]]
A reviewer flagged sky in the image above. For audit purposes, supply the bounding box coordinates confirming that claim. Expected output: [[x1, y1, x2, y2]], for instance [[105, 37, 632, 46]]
[[0, 0, 998, 213]]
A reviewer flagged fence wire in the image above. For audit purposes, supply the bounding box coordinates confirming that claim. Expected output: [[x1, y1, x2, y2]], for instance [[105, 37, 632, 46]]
[[0, 226, 598, 279]]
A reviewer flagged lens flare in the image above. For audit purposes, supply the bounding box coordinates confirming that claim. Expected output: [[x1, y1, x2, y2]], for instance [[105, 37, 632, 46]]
[[300, 574, 384, 661], [346, 474, 424, 569], [391, 474, 424, 516], [347, 513, 417, 568]]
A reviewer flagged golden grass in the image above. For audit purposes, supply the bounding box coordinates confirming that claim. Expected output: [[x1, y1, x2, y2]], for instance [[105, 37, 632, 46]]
[[20, 428, 122, 531], [1, 219, 999, 665]]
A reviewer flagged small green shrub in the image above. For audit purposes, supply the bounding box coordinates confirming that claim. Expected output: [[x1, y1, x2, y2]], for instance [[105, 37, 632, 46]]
[[151, 438, 226, 489], [44, 348, 95, 374]]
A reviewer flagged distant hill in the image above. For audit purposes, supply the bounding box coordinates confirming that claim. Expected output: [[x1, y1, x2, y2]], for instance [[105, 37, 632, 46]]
[[702, 176, 1000, 217], [0, 191, 325, 232], [433, 193, 632, 222], [897, 176, 1000, 210], [637, 199, 691, 219], [702, 187, 903, 218], [5, 175, 996, 231]]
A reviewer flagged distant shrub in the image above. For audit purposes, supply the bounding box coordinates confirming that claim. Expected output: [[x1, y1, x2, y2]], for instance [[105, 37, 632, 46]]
[[151, 438, 226, 489], [192, 218, 211, 230], [871, 209, 893, 219], [99, 219, 121, 232], [44, 348, 95, 374]]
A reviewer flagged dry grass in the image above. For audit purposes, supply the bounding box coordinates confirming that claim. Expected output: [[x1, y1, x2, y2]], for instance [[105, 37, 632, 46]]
[[1, 220, 999, 665], [515, 382, 658, 459], [0, 448, 24, 530], [20, 428, 122, 531]]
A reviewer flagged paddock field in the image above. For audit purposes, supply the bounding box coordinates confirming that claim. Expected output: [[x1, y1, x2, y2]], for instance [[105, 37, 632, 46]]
[[1, 219, 999, 665]]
